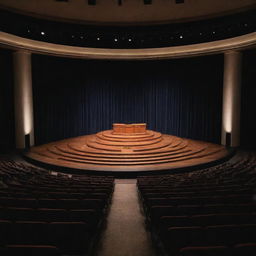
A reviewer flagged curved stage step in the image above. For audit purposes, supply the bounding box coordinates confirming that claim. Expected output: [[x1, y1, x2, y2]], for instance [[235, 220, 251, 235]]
[[26, 126, 230, 175]]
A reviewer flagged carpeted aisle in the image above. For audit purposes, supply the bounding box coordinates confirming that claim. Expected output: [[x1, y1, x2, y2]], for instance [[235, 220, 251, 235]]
[[96, 179, 155, 256]]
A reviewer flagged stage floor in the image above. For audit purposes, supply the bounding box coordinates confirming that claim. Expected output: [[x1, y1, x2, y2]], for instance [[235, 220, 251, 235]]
[[25, 130, 230, 176]]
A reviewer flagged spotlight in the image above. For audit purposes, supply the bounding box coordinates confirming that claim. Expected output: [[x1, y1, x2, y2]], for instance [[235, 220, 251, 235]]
[[41, 31, 45, 35]]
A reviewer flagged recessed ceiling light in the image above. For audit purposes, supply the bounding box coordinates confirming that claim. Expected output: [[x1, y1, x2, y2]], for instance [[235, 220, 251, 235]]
[[88, 0, 96, 5], [144, 0, 152, 4], [175, 0, 184, 3]]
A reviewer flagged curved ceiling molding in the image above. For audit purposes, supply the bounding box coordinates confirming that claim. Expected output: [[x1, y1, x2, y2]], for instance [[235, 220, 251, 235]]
[[0, 31, 256, 60], [0, 0, 256, 25]]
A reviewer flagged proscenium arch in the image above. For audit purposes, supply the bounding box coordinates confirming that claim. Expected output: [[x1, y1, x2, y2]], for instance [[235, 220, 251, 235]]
[[1, 29, 255, 148]]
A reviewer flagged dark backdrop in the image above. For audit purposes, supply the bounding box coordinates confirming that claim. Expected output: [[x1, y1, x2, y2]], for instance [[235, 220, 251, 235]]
[[0, 49, 14, 152], [32, 55, 223, 145], [241, 49, 256, 150]]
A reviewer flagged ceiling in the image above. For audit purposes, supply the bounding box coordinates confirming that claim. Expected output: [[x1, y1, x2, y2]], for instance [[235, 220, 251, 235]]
[[0, 0, 255, 25]]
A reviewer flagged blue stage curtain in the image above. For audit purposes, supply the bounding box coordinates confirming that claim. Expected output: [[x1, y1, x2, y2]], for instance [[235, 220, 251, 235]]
[[32, 55, 223, 145]]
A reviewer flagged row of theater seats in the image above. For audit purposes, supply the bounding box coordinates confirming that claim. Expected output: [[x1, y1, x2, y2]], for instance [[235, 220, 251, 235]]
[[0, 159, 114, 255], [137, 152, 256, 256]]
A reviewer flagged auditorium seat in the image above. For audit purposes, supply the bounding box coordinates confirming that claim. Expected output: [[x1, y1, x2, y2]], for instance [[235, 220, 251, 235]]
[[0, 159, 114, 255], [5, 245, 60, 256], [10, 192, 32, 198], [58, 199, 82, 209], [238, 224, 256, 244], [47, 192, 71, 199], [158, 216, 190, 231], [0, 198, 38, 208], [0, 220, 10, 246], [88, 192, 109, 201], [49, 222, 90, 254], [205, 225, 241, 246], [37, 208, 69, 222], [160, 226, 203, 254], [7, 221, 49, 245], [69, 209, 99, 227], [150, 206, 176, 223], [137, 153, 256, 255], [179, 246, 230, 256], [177, 205, 203, 215], [3, 207, 36, 221], [191, 213, 256, 226], [233, 243, 256, 256], [38, 199, 59, 209]]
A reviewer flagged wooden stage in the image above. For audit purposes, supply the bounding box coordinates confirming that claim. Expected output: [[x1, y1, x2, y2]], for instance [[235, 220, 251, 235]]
[[25, 124, 231, 176]]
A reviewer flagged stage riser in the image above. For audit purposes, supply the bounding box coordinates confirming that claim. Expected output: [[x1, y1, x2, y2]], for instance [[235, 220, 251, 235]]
[[26, 129, 229, 173]]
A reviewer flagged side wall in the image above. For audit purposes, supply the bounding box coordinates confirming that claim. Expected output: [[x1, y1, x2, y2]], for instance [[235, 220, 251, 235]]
[[0, 49, 14, 152], [241, 49, 256, 149]]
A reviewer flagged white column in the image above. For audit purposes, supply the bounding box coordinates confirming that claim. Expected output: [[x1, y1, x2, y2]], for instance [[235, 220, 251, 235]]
[[221, 51, 242, 147], [13, 50, 34, 149]]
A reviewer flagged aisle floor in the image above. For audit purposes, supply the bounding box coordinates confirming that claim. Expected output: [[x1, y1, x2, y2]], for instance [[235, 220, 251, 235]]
[[96, 179, 156, 256]]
